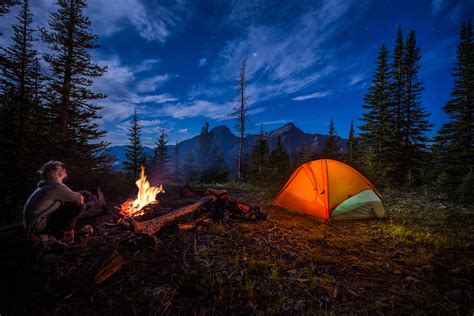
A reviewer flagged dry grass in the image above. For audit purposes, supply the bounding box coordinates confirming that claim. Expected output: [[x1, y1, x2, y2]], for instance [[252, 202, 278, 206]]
[[24, 185, 474, 315]]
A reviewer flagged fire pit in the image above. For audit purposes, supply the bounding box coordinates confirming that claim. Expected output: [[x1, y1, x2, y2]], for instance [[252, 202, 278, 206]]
[[119, 166, 164, 219]]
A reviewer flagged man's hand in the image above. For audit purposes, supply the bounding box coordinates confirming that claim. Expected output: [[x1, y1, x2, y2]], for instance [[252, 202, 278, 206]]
[[77, 193, 85, 205]]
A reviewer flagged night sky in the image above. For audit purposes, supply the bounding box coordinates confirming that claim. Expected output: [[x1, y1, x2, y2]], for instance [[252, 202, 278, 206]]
[[1, 0, 472, 146]]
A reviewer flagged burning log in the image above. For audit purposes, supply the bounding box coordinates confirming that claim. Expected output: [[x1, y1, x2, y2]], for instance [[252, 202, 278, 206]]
[[120, 166, 164, 219], [132, 196, 213, 235]]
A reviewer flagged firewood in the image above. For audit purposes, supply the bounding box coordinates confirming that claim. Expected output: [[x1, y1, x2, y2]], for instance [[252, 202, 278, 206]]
[[177, 224, 194, 230], [205, 188, 228, 198], [178, 213, 211, 230], [132, 196, 213, 235], [95, 253, 126, 285], [179, 183, 204, 198]]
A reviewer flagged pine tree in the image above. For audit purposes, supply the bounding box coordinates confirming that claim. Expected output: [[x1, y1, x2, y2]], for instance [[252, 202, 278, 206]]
[[0, 0, 43, 210], [0, 0, 19, 17], [390, 26, 406, 180], [401, 30, 432, 185], [457, 169, 474, 203], [123, 109, 146, 179], [194, 122, 228, 183], [40, 0, 108, 172], [436, 19, 474, 189], [150, 129, 168, 180], [234, 59, 248, 182], [322, 118, 341, 160], [359, 44, 395, 184], [0, 0, 39, 157], [249, 123, 270, 185], [344, 120, 361, 167], [299, 147, 314, 165], [172, 141, 180, 182], [268, 135, 290, 184], [182, 152, 197, 183]]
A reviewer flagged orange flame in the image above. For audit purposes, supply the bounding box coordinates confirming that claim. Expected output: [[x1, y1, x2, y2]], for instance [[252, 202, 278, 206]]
[[120, 166, 164, 219]]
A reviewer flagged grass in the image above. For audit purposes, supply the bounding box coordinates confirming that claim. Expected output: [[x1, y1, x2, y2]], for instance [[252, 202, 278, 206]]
[[13, 184, 474, 315]]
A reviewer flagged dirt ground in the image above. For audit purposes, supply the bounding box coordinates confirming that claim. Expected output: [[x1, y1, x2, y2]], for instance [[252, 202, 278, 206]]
[[2, 185, 474, 315]]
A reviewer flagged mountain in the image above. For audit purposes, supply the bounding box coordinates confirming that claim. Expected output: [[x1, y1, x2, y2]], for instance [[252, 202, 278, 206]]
[[110, 123, 346, 174], [109, 145, 153, 170]]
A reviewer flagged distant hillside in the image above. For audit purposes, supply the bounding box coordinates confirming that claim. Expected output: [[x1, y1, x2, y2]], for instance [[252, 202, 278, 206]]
[[110, 123, 346, 174]]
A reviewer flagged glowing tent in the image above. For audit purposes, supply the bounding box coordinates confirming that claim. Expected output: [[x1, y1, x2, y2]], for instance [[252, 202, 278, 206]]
[[274, 159, 385, 220]]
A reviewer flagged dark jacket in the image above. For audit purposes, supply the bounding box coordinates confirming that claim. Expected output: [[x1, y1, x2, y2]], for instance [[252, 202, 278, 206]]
[[23, 180, 82, 233]]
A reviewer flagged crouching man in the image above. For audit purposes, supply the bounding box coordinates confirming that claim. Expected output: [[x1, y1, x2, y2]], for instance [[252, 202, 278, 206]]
[[23, 161, 84, 248]]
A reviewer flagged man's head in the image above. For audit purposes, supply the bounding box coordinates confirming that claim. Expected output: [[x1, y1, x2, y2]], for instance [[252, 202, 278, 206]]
[[38, 161, 68, 182]]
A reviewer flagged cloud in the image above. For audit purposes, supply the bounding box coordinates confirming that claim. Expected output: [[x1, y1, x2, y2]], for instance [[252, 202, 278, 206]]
[[348, 74, 366, 87], [431, 0, 444, 14], [157, 100, 235, 120], [0, 0, 190, 46], [134, 59, 160, 73], [132, 94, 178, 104], [135, 74, 170, 93], [292, 90, 330, 101], [206, 0, 360, 105], [138, 119, 164, 127], [199, 58, 208, 66], [86, 0, 191, 42], [178, 128, 189, 134], [91, 56, 178, 122], [262, 119, 289, 126]]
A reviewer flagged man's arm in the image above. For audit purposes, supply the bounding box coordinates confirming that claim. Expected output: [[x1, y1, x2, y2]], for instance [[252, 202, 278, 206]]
[[54, 183, 83, 203]]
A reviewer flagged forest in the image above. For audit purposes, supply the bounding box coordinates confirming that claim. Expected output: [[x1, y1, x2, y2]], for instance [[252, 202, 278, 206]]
[[0, 0, 472, 314]]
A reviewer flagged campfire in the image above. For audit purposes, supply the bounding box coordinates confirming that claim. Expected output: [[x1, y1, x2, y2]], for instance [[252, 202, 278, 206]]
[[119, 166, 164, 219]]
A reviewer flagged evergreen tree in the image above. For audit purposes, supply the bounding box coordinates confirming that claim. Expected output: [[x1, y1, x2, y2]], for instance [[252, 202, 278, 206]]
[[0, 0, 43, 210], [182, 152, 197, 183], [249, 123, 270, 185], [322, 118, 341, 160], [0, 0, 19, 17], [0, 0, 39, 158], [344, 120, 361, 168], [172, 141, 181, 182], [299, 147, 314, 165], [268, 135, 290, 184], [359, 44, 395, 184], [123, 109, 146, 178], [150, 129, 168, 180], [390, 26, 406, 180], [401, 30, 432, 184], [436, 19, 474, 190], [457, 169, 474, 203], [432, 171, 452, 200], [194, 122, 228, 183], [40, 0, 108, 175]]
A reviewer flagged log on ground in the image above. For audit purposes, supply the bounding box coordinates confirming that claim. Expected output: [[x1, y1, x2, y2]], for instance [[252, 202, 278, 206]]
[[132, 196, 213, 235]]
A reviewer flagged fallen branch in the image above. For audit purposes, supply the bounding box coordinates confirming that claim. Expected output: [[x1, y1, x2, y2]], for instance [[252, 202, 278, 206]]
[[132, 196, 213, 235], [95, 253, 126, 285]]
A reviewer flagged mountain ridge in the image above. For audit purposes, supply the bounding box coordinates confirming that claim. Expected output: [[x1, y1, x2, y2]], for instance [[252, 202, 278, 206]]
[[110, 123, 346, 174]]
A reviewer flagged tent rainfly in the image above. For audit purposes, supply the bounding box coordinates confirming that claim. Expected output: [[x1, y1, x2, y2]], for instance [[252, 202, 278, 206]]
[[274, 159, 385, 220]]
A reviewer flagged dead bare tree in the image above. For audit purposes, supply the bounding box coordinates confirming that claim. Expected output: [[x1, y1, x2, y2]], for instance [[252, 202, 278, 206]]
[[234, 59, 248, 182]]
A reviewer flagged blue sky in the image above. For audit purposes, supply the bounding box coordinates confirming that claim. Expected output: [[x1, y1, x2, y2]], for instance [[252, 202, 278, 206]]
[[1, 0, 472, 147]]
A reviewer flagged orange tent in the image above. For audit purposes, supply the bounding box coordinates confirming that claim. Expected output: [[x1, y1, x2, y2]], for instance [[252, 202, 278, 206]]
[[274, 159, 385, 220]]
